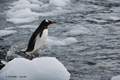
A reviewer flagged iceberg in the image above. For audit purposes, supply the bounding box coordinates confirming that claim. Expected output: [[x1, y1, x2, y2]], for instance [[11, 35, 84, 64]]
[[0, 57, 70, 80], [111, 75, 120, 80]]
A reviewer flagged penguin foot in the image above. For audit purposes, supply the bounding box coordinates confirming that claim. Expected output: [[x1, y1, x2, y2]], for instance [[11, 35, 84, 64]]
[[28, 53, 35, 58]]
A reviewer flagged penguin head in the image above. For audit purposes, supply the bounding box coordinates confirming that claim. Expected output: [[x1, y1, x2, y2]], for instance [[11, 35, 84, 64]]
[[43, 19, 56, 25]]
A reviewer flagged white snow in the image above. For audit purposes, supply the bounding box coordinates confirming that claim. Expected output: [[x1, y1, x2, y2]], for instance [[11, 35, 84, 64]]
[[0, 30, 17, 37], [0, 57, 70, 80], [46, 37, 78, 46], [111, 75, 120, 80]]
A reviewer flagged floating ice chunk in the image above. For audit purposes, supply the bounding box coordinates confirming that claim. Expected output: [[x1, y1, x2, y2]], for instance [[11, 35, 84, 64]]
[[11, 0, 41, 11], [7, 8, 39, 18], [67, 25, 91, 36], [4, 27, 15, 30], [7, 17, 37, 24], [6, 0, 41, 24], [0, 57, 70, 80], [63, 37, 78, 45], [6, 8, 39, 24], [111, 75, 120, 80], [39, 9, 69, 16], [49, 0, 70, 7], [0, 30, 17, 37], [46, 36, 78, 46], [46, 37, 66, 46], [27, 0, 43, 5], [12, 0, 29, 6], [13, 3, 40, 11], [17, 25, 37, 29], [109, 16, 120, 21], [6, 0, 70, 24]]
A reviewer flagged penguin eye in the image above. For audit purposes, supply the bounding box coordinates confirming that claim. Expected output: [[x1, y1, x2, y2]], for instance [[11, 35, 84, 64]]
[[45, 19, 49, 23]]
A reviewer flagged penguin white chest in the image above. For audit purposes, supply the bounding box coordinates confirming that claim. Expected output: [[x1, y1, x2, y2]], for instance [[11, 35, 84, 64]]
[[34, 29, 48, 52]]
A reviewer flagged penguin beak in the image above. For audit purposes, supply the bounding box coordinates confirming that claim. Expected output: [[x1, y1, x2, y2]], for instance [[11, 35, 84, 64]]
[[50, 21, 56, 24]]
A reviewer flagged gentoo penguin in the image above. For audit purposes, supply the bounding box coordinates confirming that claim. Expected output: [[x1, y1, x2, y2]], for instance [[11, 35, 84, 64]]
[[25, 19, 56, 57]]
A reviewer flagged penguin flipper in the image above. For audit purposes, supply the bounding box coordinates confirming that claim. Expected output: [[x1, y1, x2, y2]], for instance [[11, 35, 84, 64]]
[[26, 31, 43, 52], [39, 31, 43, 37], [31, 31, 43, 45]]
